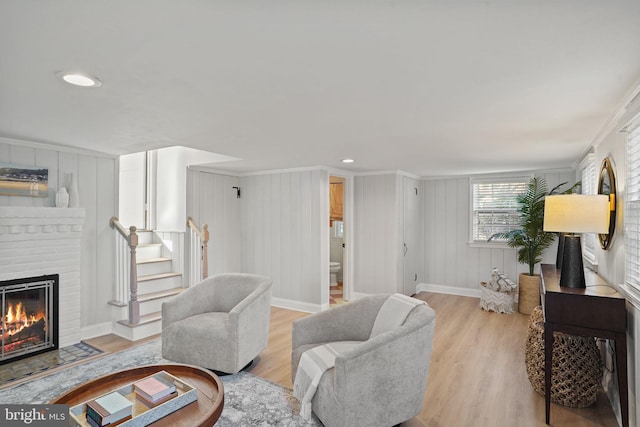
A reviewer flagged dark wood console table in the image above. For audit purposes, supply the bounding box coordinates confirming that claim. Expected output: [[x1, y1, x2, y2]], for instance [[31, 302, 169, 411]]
[[540, 264, 628, 426]]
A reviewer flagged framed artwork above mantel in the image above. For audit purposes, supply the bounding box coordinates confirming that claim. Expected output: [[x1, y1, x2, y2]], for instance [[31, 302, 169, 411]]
[[0, 162, 48, 197]]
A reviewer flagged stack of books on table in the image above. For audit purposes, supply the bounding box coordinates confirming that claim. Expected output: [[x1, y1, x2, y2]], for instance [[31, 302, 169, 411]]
[[133, 374, 177, 406], [85, 391, 133, 427]]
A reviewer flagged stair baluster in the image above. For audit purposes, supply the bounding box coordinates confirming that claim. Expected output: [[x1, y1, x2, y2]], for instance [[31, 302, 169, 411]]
[[187, 217, 209, 285], [109, 217, 141, 324]]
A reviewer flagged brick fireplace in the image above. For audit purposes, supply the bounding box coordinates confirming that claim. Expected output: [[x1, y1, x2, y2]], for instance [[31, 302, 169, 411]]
[[0, 207, 84, 348]]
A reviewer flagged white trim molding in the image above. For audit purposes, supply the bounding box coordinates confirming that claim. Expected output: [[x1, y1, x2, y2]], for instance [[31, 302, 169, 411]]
[[271, 297, 327, 313], [0, 136, 117, 159], [416, 283, 482, 299], [81, 321, 113, 341]]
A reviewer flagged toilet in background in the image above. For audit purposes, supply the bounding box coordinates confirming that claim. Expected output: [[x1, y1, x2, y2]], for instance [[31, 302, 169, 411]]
[[330, 262, 341, 286]]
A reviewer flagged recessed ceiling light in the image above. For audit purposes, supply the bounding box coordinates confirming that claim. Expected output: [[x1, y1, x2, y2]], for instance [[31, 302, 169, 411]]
[[56, 71, 102, 88], [341, 158, 355, 164]]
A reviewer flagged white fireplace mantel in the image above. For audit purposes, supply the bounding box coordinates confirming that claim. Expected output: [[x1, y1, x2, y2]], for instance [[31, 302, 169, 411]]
[[0, 206, 85, 223], [0, 206, 86, 347]]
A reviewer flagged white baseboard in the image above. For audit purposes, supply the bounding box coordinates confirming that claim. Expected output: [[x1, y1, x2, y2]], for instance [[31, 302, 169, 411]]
[[81, 321, 113, 341], [348, 291, 372, 301], [416, 283, 481, 299], [272, 297, 324, 313], [82, 287, 480, 341], [348, 288, 482, 300]]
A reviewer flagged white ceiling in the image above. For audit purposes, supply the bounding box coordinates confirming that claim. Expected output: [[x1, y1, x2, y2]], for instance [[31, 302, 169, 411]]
[[1, 1, 640, 177]]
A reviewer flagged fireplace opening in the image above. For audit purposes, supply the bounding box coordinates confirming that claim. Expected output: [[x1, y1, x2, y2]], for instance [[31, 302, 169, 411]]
[[0, 274, 58, 365]]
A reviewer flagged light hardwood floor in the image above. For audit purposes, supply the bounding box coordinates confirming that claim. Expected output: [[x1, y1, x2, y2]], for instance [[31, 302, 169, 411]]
[[86, 293, 619, 426]]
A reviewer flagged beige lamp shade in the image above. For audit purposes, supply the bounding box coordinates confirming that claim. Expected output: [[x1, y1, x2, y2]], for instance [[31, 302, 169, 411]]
[[544, 194, 610, 234]]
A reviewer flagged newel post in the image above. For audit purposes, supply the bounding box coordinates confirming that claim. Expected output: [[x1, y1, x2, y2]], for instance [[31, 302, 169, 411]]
[[202, 224, 209, 280], [128, 226, 140, 324]]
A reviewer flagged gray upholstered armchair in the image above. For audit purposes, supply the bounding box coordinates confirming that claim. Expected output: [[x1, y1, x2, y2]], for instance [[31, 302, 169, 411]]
[[161, 273, 272, 374], [291, 294, 436, 427]]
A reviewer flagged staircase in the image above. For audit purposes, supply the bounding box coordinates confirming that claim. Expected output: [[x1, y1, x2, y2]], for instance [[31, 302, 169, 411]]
[[111, 230, 184, 341]]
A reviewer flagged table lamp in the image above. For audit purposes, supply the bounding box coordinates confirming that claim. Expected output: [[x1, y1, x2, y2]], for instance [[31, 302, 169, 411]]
[[543, 194, 609, 288]]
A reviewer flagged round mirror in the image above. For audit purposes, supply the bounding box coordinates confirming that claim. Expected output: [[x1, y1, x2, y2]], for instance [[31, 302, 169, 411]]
[[598, 157, 616, 249]]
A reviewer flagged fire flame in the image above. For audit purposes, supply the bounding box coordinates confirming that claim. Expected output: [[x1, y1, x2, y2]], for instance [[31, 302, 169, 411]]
[[4, 302, 42, 336]]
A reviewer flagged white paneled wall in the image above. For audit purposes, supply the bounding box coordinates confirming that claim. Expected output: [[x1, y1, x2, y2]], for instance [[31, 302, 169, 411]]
[[0, 138, 117, 337], [401, 176, 424, 295], [186, 168, 242, 280], [240, 170, 329, 309], [422, 170, 576, 293], [188, 168, 329, 310], [188, 166, 576, 306], [604, 293, 640, 427], [629, 299, 640, 427], [352, 173, 400, 295]]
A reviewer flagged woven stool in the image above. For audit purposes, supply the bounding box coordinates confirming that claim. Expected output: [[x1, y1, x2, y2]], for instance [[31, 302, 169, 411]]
[[524, 306, 602, 408]]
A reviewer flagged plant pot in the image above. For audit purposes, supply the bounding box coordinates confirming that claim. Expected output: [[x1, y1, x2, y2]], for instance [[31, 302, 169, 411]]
[[518, 273, 541, 315]]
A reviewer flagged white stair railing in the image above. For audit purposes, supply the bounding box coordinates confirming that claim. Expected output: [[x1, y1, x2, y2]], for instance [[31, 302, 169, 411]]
[[187, 217, 209, 285], [109, 217, 140, 324]]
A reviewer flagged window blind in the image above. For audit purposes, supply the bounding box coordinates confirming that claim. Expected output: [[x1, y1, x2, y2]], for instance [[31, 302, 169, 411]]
[[471, 179, 528, 241], [626, 126, 640, 292], [581, 155, 597, 262]]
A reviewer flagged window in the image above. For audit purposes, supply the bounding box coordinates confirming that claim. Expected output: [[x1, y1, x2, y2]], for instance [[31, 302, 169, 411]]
[[625, 125, 640, 293], [581, 154, 597, 263], [471, 178, 528, 242]]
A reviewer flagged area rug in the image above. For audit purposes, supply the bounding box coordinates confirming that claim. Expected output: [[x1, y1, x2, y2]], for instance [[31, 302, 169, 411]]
[[0, 339, 321, 426]]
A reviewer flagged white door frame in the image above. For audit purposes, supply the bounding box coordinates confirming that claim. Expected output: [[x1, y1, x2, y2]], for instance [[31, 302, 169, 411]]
[[327, 172, 353, 303], [342, 175, 353, 301]]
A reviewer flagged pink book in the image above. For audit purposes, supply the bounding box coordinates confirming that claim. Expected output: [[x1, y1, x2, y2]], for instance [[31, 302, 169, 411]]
[[134, 375, 175, 402]]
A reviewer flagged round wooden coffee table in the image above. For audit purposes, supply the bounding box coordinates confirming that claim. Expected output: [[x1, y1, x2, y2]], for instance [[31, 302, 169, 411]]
[[50, 364, 224, 427]]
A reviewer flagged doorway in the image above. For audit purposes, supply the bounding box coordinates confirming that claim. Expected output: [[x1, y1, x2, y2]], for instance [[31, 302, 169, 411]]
[[402, 177, 422, 295], [118, 150, 155, 231], [329, 175, 350, 306]]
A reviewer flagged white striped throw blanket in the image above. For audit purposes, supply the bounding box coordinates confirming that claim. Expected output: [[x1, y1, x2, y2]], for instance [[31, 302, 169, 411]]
[[293, 293, 425, 419], [293, 341, 360, 419], [370, 293, 426, 337]]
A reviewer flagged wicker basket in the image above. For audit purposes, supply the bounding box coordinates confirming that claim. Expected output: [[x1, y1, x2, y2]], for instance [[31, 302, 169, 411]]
[[480, 286, 517, 314], [524, 306, 602, 408]]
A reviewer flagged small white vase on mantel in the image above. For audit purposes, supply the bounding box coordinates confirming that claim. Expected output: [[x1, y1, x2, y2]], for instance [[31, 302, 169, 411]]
[[68, 173, 80, 208], [55, 187, 69, 208]]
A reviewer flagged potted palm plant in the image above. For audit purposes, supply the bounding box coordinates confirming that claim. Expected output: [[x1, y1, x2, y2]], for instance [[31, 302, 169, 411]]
[[489, 176, 579, 314]]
